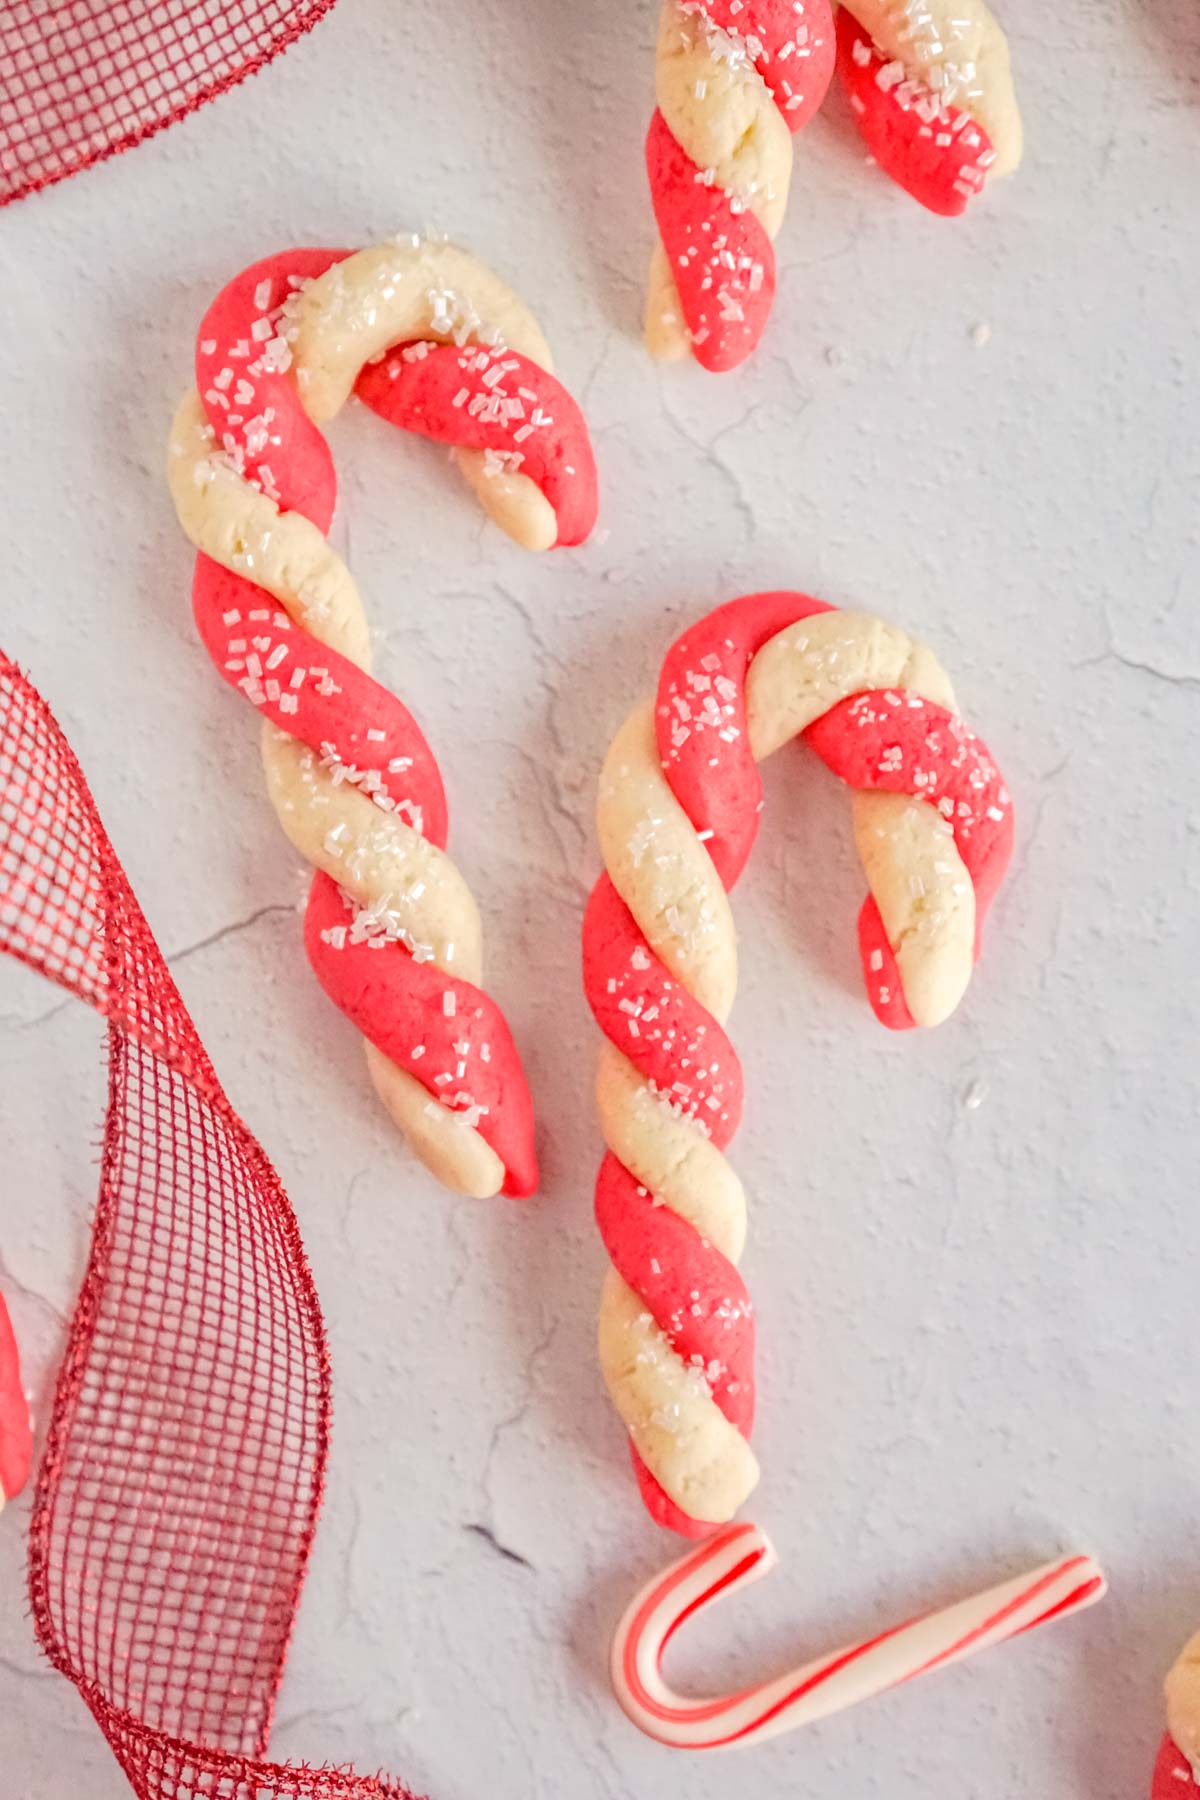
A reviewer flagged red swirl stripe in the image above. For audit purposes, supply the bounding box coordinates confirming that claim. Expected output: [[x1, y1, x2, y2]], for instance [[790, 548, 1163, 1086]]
[[357, 344, 597, 548], [647, 0, 835, 370], [187, 247, 598, 1196], [0, 1290, 31, 1504], [835, 10, 997, 216], [1153, 1735, 1197, 1796], [193, 568, 449, 846], [585, 592, 1013, 1533], [645, 111, 778, 374], [698, 0, 833, 121]]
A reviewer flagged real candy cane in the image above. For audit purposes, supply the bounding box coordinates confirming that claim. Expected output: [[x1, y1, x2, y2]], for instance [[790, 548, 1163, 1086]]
[[613, 1522, 1106, 1750]]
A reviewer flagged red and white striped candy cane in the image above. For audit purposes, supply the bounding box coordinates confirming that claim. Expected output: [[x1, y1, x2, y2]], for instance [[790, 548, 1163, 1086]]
[[645, 0, 836, 371], [584, 592, 1013, 1535], [612, 1521, 1106, 1749], [0, 1290, 32, 1511], [168, 239, 598, 1201], [835, 0, 1022, 216], [1155, 1635, 1200, 1795]]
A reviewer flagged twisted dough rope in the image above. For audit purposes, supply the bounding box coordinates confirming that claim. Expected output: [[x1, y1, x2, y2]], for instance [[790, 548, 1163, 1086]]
[[584, 592, 1013, 1534], [836, 0, 1022, 216], [645, 0, 1021, 366], [168, 239, 598, 1200], [0, 1291, 31, 1512], [1155, 1636, 1200, 1794], [645, 0, 837, 371]]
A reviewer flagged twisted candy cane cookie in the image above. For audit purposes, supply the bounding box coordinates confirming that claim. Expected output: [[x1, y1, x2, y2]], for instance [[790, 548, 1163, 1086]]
[[168, 239, 598, 1199], [836, 0, 1022, 215], [645, 0, 836, 371], [584, 592, 1013, 1533]]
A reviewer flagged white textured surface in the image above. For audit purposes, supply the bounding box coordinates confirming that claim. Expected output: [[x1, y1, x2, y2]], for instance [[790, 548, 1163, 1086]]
[[0, 1, 1197, 1794]]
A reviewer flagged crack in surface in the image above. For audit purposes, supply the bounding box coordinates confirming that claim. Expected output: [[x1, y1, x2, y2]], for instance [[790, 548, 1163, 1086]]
[[656, 389, 760, 544], [274, 1696, 363, 1738], [462, 1521, 534, 1570], [0, 1650, 55, 1683], [443, 1199, 474, 1310], [169, 901, 297, 967], [1103, 646, 1200, 688], [473, 1316, 558, 1566], [1008, 754, 1071, 892], [336, 1168, 370, 1262], [1074, 621, 1199, 689], [0, 1244, 68, 1328], [1, 900, 297, 1033], [333, 1485, 364, 1637]]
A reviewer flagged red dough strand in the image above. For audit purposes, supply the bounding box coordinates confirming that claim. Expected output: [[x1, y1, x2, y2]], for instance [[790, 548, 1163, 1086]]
[[697, 0, 836, 129], [188, 248, 598, 1197], [835, 10, 997, 216], [193, 563, 449, 845], [0, 1291, 32, 1504], [648, 0, 835, 369], [358, 344, 597, 549], [585, 593, 1013, 1533], [304, 878, 537, 1196], [656, 590, 834, 887], [646, 110, 778, 374], [1153, 1735, 1197, 1795]]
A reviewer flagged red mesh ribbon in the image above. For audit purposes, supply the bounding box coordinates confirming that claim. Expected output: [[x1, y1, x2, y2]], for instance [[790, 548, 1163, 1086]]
[[0, 651, 417, 1796], [0, 1, 338, 208]]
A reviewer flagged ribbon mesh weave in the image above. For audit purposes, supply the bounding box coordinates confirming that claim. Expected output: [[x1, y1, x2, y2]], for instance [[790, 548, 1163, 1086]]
[[0, 1, 338, 207], [0, 653, 414, 1796]]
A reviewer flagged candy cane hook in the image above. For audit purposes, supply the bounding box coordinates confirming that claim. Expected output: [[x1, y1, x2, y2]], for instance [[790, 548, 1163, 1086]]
[[612, 1522, 1106, 1750]]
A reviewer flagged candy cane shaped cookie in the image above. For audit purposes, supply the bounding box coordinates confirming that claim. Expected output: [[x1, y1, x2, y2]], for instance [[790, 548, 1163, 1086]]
[[836, 0, 1022, 215], [584, 593, 1013, 1533], [612, 1523, 1106, 1749], [168, 239, 598, 1199], [645, 0, 836, 371], [0, 1291, 32, 1511], [1154, 1635, 1200, 1794]]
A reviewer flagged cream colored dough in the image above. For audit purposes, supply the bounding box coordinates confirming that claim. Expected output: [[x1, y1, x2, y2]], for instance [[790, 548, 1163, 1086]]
[[646, 0, 794, 360], [167, 239, 563, 1198], [595, 610, 974, 1524], [843, 0, 1023, 178], [293, 240, 558, 553], [1167, 1633, 1200, 1779]]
